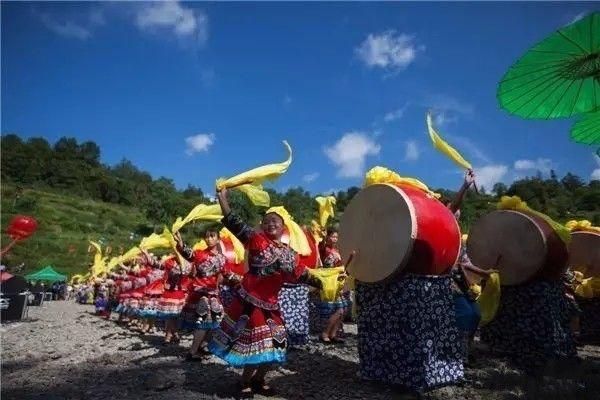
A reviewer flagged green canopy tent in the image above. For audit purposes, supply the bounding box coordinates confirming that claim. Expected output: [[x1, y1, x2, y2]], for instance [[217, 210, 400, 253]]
[[25, 266, 67, 282]]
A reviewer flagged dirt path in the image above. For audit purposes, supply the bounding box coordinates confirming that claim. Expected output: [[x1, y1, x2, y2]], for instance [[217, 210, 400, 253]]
[[2, 301, 599, 400]]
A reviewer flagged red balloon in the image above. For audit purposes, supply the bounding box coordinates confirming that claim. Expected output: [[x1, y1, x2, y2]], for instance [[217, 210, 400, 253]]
[[6, 215, 38, 240]]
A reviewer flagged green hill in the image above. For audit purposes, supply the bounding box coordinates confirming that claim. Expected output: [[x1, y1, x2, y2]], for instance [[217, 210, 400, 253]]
[[1, 184, 150, 277]]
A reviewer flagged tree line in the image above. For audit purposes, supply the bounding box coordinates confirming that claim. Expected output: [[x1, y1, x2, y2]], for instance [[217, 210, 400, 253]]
[[2, 134, 599, 231]]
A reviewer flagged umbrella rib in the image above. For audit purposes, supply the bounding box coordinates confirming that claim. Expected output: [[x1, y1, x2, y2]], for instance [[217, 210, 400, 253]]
[[521, 76, 574, 118], [568, 79, 585, 116], [529, 49, 584, 57], [578, 127, 596, 143], [499, 66, 566, 95], [527, 77, 574, 119], [500, 72, 567, 106], [500, 62, 565, 84], [557, 31, 590, 54]]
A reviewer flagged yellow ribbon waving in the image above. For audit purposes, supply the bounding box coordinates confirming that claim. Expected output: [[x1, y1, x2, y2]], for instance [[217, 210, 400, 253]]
[[216, 141, 292, 207], [172, 203, 223, 233], [140, 227, 186, 268], [426, 112, 472, 170], [265, 206, 311, 256], [315, 196, 336, 228]]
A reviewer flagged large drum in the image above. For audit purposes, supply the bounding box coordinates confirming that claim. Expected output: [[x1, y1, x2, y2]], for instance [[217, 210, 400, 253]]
[[339, 183, 461, 283], [467, 210, 569, 285], [569, 231, 600, 278]]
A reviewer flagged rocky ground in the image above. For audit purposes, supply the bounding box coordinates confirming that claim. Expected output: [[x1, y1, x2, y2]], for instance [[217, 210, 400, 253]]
[[2, 301, 599, 400]]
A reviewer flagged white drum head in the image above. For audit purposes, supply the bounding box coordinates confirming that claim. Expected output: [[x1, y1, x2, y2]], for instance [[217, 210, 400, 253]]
[[467, 210, 547, 286], [339, 184, 415, 283], [569, 231, 600, 278]]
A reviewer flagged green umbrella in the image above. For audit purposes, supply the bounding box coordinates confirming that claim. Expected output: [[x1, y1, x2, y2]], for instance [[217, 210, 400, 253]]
[[498, 12, 600, 119], [570, 111, 600, 145]]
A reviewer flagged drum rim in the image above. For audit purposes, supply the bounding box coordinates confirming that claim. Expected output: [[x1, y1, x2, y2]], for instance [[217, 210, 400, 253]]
[[467, 209, 549, 285], [569, 230, 600, 277], [341, 183, 417, 283]]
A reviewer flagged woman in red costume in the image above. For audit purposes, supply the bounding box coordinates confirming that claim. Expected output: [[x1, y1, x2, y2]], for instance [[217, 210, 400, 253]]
[[208, 187, 322, 397], [175, 228, 229, 360], [154, 254, 191, 344]]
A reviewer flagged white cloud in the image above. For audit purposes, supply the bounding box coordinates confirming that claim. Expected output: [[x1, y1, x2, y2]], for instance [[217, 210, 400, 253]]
[[514, 158, 553, 174], [426, 94, 474, 127], [592, 155, 600, 181], [185, 133, 215, 155], [324, 132, 381, 178], [135, 1, 208, 43], [384, 106, 407, 122], [404, 140, 420, 162], [302, 172, 320, 183], [38, 8, 106, 40], [475, 165, 509, 191], [355, 30, 421, 71]]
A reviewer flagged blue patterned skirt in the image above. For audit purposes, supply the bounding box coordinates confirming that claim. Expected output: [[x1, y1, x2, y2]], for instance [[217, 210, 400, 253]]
[[356, 275, 463, 392], [480, 280, 577, 370], [278, 284, 310, 346], [316, 290, 352, 318]]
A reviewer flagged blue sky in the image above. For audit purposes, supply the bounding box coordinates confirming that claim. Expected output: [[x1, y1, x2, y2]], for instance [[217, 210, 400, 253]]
[[2, 1, 599, 196]]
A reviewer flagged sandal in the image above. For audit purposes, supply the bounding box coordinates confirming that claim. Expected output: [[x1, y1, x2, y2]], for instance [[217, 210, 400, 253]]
[[319, 336, 332, 344], [250, 379, 276, 396]]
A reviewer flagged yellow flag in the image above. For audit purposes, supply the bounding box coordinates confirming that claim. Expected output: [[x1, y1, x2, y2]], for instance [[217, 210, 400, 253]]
[[266, 206, 311, 256], [308, 267, 346, 302], [315, 196, 336, 228], [498, 196, 571, 245], [140, 229, 173, 250], [427, 112, 472, 170], [477, 272, 501, 326], [364, 166, 441, 198], [216, 141, 292, 207], [70, 274, 85, 284], [172, 203, 223, 233], [89, 241, 102, 256], [310, 220, 324, 243], [194, 231, 246, 264], [236, 184, 271, 207], [121, 247, 142, 263], [220, 227, 246, 263], [88, 241, 107, 277]]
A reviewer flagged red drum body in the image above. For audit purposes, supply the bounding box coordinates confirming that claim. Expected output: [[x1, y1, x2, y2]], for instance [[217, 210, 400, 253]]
[[339, 183, 461, 283], [569, 231, 600, 278], [467, 210, 569, 286]]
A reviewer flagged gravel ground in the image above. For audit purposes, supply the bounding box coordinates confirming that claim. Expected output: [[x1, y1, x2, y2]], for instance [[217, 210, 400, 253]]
[[2, 301, 599, 400]]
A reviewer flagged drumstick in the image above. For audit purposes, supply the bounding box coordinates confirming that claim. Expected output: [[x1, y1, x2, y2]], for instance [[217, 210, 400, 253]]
[[494, 254, 502, 267], [343, 251, 356, 274]]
